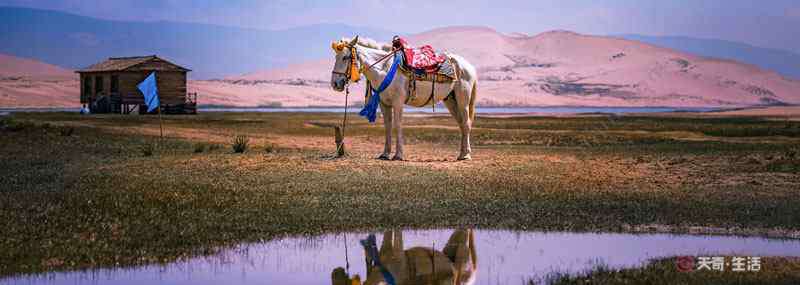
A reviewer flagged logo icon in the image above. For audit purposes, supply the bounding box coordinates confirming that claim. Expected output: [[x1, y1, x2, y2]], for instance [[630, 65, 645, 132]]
[[676, 256, 695, 272]]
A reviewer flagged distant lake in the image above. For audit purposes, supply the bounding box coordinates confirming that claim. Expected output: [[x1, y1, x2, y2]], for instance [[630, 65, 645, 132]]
[[200, 106, 721, 114], [0, 106, 721, 115]]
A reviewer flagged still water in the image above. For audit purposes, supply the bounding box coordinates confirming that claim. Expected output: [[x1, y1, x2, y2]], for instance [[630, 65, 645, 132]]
[[0, 107, 720, 116], [4, 229, 799, 285], [200, 106, 720, 114]]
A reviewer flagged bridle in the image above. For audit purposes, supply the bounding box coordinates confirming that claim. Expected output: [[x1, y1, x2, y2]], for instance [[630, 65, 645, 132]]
[[331, 44, 361, 86], [331, 40, 398, 87]]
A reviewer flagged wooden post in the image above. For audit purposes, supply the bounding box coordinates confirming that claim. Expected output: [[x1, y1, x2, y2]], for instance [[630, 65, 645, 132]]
[[158, 104, 164, 139], [335, 125, 346, 157]]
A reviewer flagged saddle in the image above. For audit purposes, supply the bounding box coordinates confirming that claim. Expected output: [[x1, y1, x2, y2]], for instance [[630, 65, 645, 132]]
[[392, 36, 456, 83]]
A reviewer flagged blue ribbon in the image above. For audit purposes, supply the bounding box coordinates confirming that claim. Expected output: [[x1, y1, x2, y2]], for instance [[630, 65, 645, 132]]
[[361, 234, 396, 285], [359, 53, 401, 123]]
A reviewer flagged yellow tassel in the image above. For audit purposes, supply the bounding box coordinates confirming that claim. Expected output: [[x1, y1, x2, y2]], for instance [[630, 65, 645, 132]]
[[350, 63, 360, 82], [349, 47, 360, 82], [331, 41, 344, 52]]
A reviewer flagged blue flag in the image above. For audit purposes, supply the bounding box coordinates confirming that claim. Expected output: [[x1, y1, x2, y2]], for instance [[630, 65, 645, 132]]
[[137, 72, 159, 113]]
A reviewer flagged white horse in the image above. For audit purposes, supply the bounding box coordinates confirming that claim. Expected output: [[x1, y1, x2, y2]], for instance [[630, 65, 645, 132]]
[[330, 36, 478, 161], [331, 229, 477, 285]]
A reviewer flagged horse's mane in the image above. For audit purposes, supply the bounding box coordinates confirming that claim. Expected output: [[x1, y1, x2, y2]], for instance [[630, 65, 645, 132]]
[[341, 37, 392, 52]]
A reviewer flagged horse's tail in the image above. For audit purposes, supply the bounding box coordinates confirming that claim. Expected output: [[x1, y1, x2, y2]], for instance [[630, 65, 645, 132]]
[[468, 81, 477, 122]]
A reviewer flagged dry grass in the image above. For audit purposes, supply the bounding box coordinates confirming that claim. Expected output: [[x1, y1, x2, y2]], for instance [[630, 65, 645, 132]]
[[0, 112, 799, 277]]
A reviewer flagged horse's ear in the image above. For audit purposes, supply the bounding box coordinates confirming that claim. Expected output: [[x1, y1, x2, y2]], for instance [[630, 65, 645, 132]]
[[349, 36, 359, 47]]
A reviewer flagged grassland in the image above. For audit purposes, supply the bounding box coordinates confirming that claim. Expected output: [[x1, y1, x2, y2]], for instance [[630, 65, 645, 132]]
[[0, 111, 799, 277]]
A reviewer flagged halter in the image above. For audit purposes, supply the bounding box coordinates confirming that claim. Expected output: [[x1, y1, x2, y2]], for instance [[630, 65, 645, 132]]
[[331, 40, 399, 86], [331, 43, 361, 84]]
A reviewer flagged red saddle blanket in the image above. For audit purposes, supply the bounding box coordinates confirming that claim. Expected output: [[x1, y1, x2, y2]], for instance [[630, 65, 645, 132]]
[[392, 37, 447, 73]]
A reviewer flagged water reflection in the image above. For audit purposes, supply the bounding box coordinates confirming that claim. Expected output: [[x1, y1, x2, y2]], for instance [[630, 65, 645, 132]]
[[4, 229, 800, 285], [196, 106, 721, 114], [332, 229, 477, 285]]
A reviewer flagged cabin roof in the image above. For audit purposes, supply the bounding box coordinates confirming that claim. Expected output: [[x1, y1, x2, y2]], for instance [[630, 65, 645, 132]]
[[76, 55, 191, 73]]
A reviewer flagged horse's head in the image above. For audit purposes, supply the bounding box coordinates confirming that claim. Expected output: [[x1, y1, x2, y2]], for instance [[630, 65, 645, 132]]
[[331, 267, 361, 285], [330, 36, 360, 92]]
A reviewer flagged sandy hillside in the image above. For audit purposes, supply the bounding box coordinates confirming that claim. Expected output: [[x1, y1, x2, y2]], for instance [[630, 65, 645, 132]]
[[0, 53, 78, 108], [2, 27, 799, 108], [189, 80, 363, 108], [212, 26, 800, 108], [0, 53, 74, 80], [190, 58, 365, 107]]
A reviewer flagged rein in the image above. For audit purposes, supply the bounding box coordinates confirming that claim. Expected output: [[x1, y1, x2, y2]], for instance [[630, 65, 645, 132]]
[[367, 48, 398, 70]]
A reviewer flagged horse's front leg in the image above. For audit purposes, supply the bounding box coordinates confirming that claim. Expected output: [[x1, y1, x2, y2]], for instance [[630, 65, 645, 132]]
[[392, 102, 405, 161], [378, 102, 392, 160]]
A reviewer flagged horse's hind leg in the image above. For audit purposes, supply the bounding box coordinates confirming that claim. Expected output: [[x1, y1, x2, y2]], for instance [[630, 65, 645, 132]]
[[378, 101, 392, 160], [443, 92, 468, 160], [453, 83, 473, 160], [443, 91, 462, 123], [391, 102, 405, 161]]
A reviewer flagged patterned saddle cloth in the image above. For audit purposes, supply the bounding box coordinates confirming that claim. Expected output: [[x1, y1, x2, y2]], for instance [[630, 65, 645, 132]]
[[393, 37, 448, 72], [397, 52, 455, 82], [392, 36, 454, 82], [404, 45, 446, 72]]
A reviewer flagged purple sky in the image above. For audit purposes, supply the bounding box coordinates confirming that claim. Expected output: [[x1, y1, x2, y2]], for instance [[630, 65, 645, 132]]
[[2, 0, 799, 53]]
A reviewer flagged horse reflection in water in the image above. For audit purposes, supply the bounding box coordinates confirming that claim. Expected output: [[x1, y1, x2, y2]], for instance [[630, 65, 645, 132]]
[[332, 229, 477, 285]]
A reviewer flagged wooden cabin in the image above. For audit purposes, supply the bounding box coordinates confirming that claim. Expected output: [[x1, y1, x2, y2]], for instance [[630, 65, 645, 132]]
[[77, 55, 197, 114]]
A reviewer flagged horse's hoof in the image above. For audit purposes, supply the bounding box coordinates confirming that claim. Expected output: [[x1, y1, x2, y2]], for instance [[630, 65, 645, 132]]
[[377, 154, 391, 160], [391, 156, 405, 161], [457, 154, 472, 161]]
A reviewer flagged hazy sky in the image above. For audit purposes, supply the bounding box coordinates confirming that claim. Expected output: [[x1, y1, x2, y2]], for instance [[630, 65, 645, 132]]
[[2, 0, 799, 53]]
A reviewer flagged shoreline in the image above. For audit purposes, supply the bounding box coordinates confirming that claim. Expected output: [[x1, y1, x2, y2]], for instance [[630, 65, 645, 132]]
[[0, 105, 728, 114]]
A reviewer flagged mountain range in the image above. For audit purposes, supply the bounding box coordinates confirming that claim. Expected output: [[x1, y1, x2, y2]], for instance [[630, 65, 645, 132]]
[[0, 7, 393, 79], [0, 7, 798, 108], [210, 27, 799, 108], [2, 7, 799, 81], [618, 34, 800, 80]]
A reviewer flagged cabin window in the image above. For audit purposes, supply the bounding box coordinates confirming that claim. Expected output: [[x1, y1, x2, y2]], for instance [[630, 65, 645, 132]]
[[95, 76, 104, 94], [83, 76, 92, 96], [110, 75, 119, 93]]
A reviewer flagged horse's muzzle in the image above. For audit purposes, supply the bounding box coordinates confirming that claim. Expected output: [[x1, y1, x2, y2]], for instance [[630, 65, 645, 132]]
[[331, 75, 346, 92]]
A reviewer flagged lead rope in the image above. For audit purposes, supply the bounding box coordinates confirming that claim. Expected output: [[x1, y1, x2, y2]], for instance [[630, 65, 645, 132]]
[[337, 49, 397, 156], [431, 240, 436, 283], [343, 232, 350, 275], [338, 85, 349, 156]]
